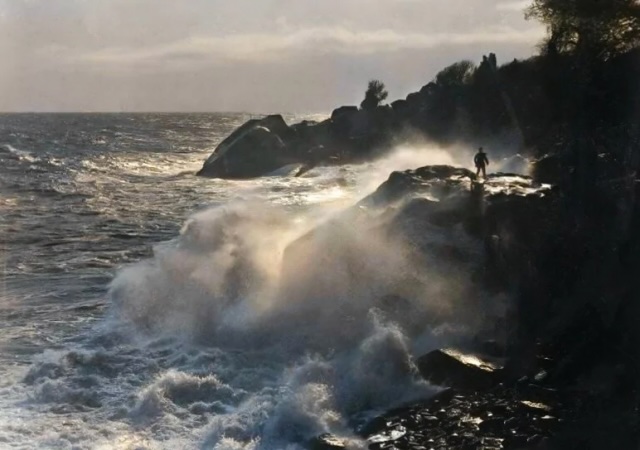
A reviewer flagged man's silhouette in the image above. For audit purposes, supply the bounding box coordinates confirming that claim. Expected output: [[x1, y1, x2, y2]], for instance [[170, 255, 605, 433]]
[[474, 147, 489, 179]]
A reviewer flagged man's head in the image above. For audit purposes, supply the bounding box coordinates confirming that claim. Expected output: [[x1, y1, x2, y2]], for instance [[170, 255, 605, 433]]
[[478, 147, 484, 153]]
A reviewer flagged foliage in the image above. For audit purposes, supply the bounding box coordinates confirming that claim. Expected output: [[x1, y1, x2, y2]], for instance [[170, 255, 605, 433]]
[[434, 60, 477, 87], [360, 80, 389, 110], [525, 0, 640, 60]]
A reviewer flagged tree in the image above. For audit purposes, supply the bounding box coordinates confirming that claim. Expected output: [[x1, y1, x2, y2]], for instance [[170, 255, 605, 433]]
[[360, 80, 388, 110], [434, 60, 476, 87], [525, 0, 640, 60]]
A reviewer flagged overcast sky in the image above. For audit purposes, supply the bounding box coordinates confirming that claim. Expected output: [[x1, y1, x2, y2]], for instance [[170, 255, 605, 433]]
[[0, 0, 543, 113]]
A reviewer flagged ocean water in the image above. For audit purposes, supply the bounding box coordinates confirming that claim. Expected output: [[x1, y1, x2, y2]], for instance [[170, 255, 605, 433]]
[[0, 113, 482, 450]]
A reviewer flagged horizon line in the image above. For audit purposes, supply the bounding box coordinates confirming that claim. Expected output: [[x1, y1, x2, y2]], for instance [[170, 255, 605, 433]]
[[0, 110, 329, 115]]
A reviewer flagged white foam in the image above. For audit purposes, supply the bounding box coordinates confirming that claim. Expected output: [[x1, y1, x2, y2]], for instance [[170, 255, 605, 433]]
[[12, 140, 521, 449]]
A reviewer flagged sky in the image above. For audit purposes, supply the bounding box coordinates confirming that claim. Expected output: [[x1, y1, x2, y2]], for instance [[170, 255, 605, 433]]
[[0, 0, 544, 113]]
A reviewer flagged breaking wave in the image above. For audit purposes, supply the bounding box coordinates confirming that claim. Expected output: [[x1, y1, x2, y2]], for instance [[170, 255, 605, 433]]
[[14, 139, 506, 449]]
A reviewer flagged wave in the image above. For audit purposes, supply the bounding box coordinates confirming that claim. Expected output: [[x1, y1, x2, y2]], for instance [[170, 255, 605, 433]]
[[17, 140, 514, 449], [103, 154, 485, 447], [0, 144, 36, 162]]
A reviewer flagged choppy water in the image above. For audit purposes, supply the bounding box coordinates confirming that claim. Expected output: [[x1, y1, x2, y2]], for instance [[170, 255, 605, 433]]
[[0, 113, 482, 449]]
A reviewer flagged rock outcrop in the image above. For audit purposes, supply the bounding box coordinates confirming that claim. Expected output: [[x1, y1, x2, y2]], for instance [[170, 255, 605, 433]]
[[292, 161, 640, 448], [360, 384, 563, 450], [199, 49, 640, 183], [298, 161, 640, 448], [196, 107, 400, 179], [415, 348, 502, 391], [197, 115, 293, 179]]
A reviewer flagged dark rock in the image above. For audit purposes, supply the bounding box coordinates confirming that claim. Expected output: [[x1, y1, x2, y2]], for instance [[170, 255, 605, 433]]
[[478, 416, 505, 434], [488, 403, 512, 416], [418, 82, 437, 97], [361, 165, 475, 207], [391, 99, 408, 114], [532, 153, 566, 184], [415, 349, 501, 391], [503, 434, 534, 449], [405, 92, 423, 108], [330, 106, 359, 121], [308, 433, 346, 450], [197, 115, 293, 178], [200, 126, 286, 178]]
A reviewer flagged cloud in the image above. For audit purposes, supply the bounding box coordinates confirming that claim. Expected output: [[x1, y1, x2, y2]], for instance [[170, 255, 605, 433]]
[[496, 1, 531, 12], [61, 25, 544, 72], [0, 0, 545, 111]]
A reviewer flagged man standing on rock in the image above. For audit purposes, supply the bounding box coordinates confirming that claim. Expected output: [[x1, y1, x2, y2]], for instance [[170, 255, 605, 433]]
[[474, 147, 489, 179]]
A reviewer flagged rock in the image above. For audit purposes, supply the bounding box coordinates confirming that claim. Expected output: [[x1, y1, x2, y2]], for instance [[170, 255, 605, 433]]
[[197, 115, 294, 178], [198, 107, 399, 178], [308, 433, 346, 450], [532, 153, 565, 184], [330, 107, 377, 141], [418, 82, 437, 97], [478, 416, 505, 434], [391, 99, 408, 114], [198, 125, 287, 178], [415, 349, 502, 391], [330, 106, 359, 121], [503, 434, 533, 449], [361, 165, 475, 207]]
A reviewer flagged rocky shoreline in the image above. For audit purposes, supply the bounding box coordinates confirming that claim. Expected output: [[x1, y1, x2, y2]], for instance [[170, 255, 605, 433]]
[[195, 43, 640, 449], [288, 163, 640, 449]]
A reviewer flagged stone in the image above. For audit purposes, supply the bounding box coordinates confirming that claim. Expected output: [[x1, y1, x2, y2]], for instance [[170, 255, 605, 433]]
[[415, 349, 501, 391], [308, 433, 346, 450], [197, 115, 294, 178]]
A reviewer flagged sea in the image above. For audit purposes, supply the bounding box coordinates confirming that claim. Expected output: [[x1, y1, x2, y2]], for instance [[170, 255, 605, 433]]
[[0, 113, 472, 450]]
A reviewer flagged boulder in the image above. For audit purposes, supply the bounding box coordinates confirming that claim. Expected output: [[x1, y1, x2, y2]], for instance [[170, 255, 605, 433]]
[[415, 349, 502, 391], [197, 125, 288, 179], [197, 115, 296, 179], [330, 106, 359, 121], [330, 107, 367, 139]]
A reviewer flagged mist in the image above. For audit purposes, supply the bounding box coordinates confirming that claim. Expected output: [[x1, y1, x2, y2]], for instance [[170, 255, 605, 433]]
[[108, 143, 507, 348]]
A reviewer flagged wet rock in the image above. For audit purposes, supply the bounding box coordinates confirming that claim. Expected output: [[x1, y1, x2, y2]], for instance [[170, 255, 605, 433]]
[[197, 115, 291, 178], [478, 416, 505, 434], [415, 349, 502, 391], [503, 434, 531, 448], [308, 433, 347, 450], [362, 165, 475, 207], [532, 153, 565, 184]]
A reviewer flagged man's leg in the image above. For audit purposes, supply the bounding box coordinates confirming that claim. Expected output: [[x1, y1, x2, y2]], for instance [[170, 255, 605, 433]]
[[482, 166, 486, 178]]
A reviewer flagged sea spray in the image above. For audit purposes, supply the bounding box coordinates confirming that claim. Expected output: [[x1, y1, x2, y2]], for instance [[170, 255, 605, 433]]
[[11, 134, 513, 449], [105, 168, 475, 447]]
